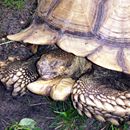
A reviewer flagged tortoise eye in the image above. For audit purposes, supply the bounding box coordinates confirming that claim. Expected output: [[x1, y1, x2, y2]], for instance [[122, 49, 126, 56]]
[[58, 66, 66, 72], [50, 61, 58, 67]]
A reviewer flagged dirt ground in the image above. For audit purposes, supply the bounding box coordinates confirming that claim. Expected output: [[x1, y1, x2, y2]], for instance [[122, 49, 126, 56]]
[[0, 0, 128, 130], [0, 1, 55, 129]]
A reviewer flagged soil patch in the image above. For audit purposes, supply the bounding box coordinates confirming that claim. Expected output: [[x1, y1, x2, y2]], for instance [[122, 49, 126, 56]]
[[0, 86, 54, 130], [0, 1, 54, 129]]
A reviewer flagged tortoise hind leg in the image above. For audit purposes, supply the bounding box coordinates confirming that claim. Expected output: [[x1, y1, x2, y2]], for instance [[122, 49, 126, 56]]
[[72, 68, 130, 125], [7, 22, 58, 45], [7, 0, 58, 45]]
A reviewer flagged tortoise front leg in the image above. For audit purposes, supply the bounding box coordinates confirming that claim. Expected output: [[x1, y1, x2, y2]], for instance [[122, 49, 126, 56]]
[[71, 69, 130, 125], [0, 56, 39, 96], [27, 77, 75, 101]]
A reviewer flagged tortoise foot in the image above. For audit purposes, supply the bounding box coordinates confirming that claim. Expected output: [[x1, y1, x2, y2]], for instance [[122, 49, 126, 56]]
[[7, 23, 58, 45], [27, 78, 62, 96], [27, 78, 75, 101], [50, 78, 75, 101]]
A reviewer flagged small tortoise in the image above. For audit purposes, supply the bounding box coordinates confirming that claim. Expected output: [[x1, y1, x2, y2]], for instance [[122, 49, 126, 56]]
[[3, 0, 130, 125]]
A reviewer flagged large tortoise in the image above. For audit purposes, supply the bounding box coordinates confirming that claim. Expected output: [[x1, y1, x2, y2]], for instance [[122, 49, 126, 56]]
[[1, 0, 130, 125]]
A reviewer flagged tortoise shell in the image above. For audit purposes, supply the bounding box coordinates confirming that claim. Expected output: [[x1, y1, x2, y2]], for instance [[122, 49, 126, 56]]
[[8, 0, 130, 74]]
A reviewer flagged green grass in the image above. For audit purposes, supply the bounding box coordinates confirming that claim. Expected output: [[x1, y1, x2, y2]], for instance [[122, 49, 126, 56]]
[[48, 98, 129, 130], [3, 0, 25, 9], [49, 99, 87, 130], [108, 124, 129, 130], [5, 98, 130, 130]]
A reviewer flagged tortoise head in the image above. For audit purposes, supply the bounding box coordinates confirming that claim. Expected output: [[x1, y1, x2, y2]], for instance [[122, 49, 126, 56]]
[[37, 49, 74, 80]]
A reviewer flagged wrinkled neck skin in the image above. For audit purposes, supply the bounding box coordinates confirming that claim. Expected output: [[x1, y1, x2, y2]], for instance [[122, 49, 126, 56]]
[[27, 45, 58, 63], [83, 65, 130, 91], [64, 56, 92, 79]]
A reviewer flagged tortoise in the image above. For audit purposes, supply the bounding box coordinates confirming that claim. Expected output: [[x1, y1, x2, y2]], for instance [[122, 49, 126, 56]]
[[2, 0, 130, 125], [1, 46, 130, 126]]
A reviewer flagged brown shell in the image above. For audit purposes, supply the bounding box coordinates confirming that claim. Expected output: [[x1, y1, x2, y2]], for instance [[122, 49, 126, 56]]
[[7, 0, 130, 74]]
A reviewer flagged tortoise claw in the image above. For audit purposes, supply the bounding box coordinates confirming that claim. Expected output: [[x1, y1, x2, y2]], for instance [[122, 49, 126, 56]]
[[50, 78, 75, 101], [27, 78, 75, 101], [27, 78, 61, 96]]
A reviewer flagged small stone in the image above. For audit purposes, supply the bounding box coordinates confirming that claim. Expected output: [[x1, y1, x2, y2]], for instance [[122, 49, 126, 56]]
[[8, 57, 15, 62], [2, 38, 6, 41], [20, 20, 25, 24]]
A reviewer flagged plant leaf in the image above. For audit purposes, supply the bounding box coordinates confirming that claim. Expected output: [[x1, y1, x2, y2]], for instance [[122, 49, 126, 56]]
[[19, 118, 36, 129]]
